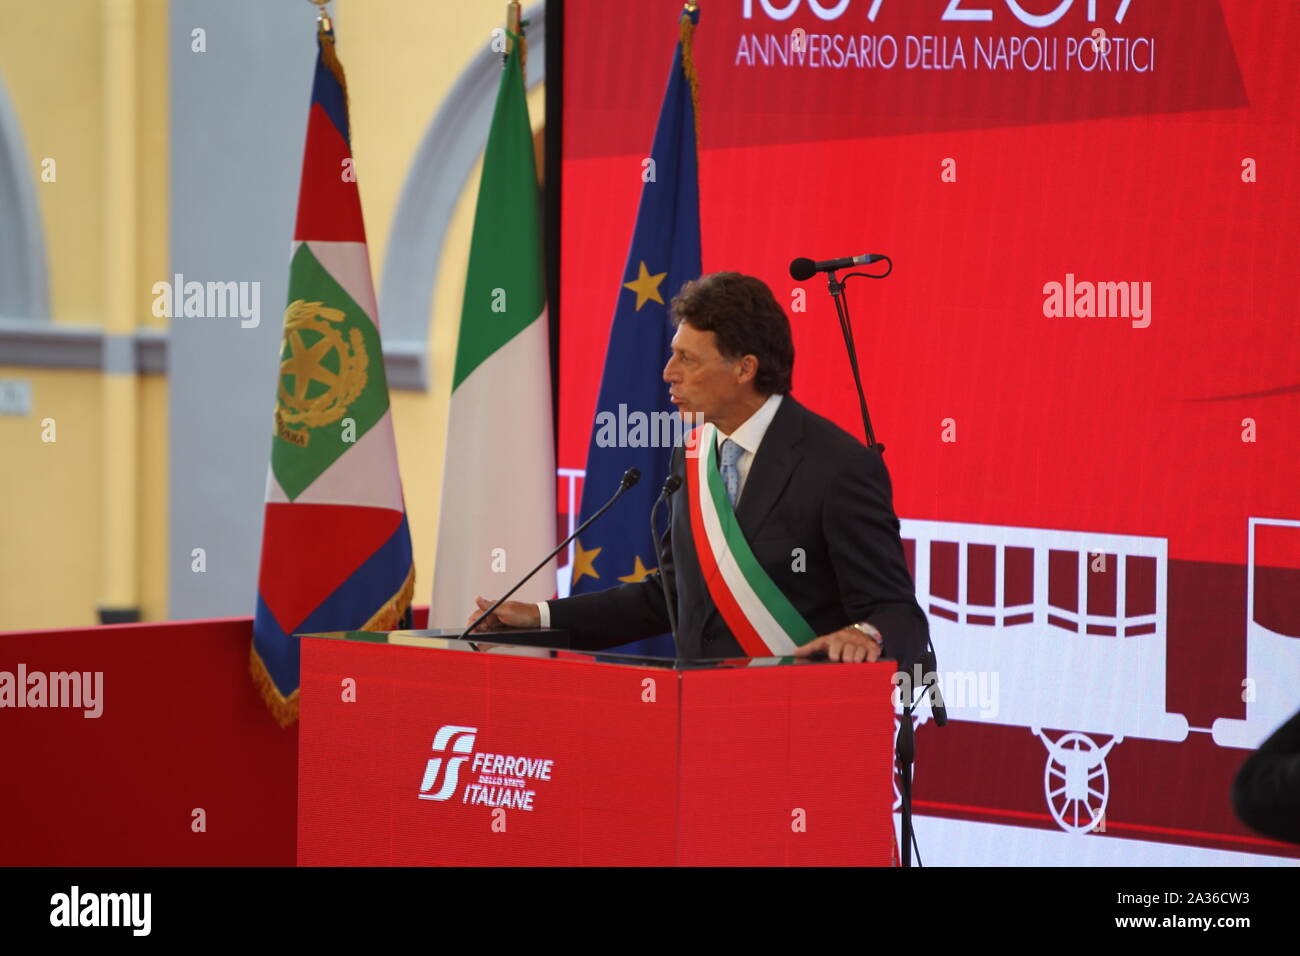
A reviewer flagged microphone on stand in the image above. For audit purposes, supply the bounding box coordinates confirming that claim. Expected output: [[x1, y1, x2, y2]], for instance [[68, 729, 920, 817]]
[[789, 254, 887, 281], [459, 467, 642, 642], [787, 250, 892, 451], [649, 474, 683, 658]]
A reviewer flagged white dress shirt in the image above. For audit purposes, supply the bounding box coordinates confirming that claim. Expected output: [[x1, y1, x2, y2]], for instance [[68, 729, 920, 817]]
[[537, 394, 786, 628], [714, 392, 784, 503]]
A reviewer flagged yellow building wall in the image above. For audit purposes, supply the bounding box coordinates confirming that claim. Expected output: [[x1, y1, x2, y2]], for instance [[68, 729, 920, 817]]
[[0, 0, 544, 627], [0, 0, 168, 328], [0, 0, 103, 325], [136, 0, 170, 332], [0, 368, 104, 628], [0, 368, 168, 629], [136, 372, 168, 622], [0, 0, 169, 628]]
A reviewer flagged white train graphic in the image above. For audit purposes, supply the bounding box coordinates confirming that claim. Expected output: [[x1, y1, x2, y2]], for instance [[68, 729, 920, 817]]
[[897, 516, 1300, 834]]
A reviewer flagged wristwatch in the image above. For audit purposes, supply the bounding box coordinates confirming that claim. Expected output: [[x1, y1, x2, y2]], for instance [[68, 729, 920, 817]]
[[851, 621, 883, 647]]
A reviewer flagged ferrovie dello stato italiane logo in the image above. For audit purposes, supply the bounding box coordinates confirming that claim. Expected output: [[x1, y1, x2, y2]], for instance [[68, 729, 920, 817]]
[[417, 724, 556, 811]]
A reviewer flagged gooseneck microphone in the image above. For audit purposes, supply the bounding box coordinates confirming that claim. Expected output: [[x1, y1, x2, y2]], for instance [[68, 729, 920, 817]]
[[459, 467, 642, 642], [649, 473, 683, 657], [789, 254, 887, 282]]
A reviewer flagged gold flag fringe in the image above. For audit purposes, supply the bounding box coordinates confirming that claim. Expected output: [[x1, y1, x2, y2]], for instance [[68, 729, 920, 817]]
[[251, 564, 414, 728], [361, 563, 416, 631], [250, 644, 300, 728], [679, 9, 701, 149], [317, 20, 350, 112]]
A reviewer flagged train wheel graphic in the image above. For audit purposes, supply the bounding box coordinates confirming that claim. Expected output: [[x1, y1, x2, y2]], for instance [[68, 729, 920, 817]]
[[1034, 729, 1121, 833]]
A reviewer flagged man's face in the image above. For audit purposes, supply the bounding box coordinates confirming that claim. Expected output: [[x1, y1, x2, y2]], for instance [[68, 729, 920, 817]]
[[662, 321, 749, 423]]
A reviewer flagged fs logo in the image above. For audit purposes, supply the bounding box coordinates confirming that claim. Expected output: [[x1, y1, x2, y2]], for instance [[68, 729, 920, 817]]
[[417, 725, 478, 801]]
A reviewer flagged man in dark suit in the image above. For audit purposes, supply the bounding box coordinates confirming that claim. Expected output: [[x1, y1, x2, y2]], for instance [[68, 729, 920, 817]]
[[471, 272, 928, 668]]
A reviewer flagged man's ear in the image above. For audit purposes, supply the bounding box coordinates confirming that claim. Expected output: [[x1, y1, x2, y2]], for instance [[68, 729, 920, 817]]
[[736, 354, 759, 384]]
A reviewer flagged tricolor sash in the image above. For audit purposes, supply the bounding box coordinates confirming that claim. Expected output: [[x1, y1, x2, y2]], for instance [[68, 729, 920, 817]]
[[684, 423, 817, 657]]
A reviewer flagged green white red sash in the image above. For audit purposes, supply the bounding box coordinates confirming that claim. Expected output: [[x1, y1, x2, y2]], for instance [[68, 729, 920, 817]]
[[684, 423, 817, 657]]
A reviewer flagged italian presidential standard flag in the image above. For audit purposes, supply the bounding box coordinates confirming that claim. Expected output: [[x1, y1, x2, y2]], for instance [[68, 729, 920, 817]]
[[252, 20, 415, 726], [431, 29, 555, 620]]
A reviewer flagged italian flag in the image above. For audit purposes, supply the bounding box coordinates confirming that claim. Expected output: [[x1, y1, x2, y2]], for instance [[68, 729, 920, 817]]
[[431, 34, 556, 617], [252, 21, 415, 726]]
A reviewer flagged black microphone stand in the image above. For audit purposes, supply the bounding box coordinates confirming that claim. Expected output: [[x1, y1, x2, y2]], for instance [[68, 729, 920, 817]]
[[897, 657, 947, 867], [459, 469, 640, 643], [649, 475, 682, 659], [815, 257, 940, 867], [897, 688, 917, 866], [823, 260, 890, 452]]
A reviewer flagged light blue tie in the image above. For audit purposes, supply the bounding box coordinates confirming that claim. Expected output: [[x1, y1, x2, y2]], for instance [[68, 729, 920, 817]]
[[719, 438, 743, 508]]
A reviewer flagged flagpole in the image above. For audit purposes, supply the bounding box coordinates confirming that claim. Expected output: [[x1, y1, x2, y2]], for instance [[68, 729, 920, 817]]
[[308, 0, 332, 33], [505, 0, 531, 77]]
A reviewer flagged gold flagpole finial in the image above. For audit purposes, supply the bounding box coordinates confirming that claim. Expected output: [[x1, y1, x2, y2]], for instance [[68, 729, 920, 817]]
[[309, 0, 332, 33], [506, 1, 520, 42], [506, 1, 527, 73]]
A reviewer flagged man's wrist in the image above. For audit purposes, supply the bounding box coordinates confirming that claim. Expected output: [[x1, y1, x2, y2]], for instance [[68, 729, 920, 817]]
[[536, 601, 550, 628], [851, 621, 883, 646]]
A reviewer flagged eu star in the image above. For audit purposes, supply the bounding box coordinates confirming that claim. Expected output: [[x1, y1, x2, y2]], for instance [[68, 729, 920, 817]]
[[622, 261, 667, 311], [618, 555, 656, 583], [572, 540, 602, 583]]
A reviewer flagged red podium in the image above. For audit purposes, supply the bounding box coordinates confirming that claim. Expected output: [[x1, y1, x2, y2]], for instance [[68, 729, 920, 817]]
[[297, 630, 897, 866]]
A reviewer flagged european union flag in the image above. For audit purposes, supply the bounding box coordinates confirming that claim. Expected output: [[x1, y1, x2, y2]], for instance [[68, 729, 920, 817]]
[[570, 7, 702, 657]]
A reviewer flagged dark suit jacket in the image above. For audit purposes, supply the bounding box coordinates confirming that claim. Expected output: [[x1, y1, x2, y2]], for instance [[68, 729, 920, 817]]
[[550, 396, 929, 669], [1231, 706, 1300, 845]]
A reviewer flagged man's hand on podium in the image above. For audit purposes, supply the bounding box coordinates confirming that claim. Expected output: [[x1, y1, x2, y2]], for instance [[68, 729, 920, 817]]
[[793, 623, 884, 664], [467, 596, 541, 632]]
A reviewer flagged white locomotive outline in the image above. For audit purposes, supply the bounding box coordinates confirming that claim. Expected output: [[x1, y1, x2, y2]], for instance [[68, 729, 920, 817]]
[[896, 516, 1300, 835]]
